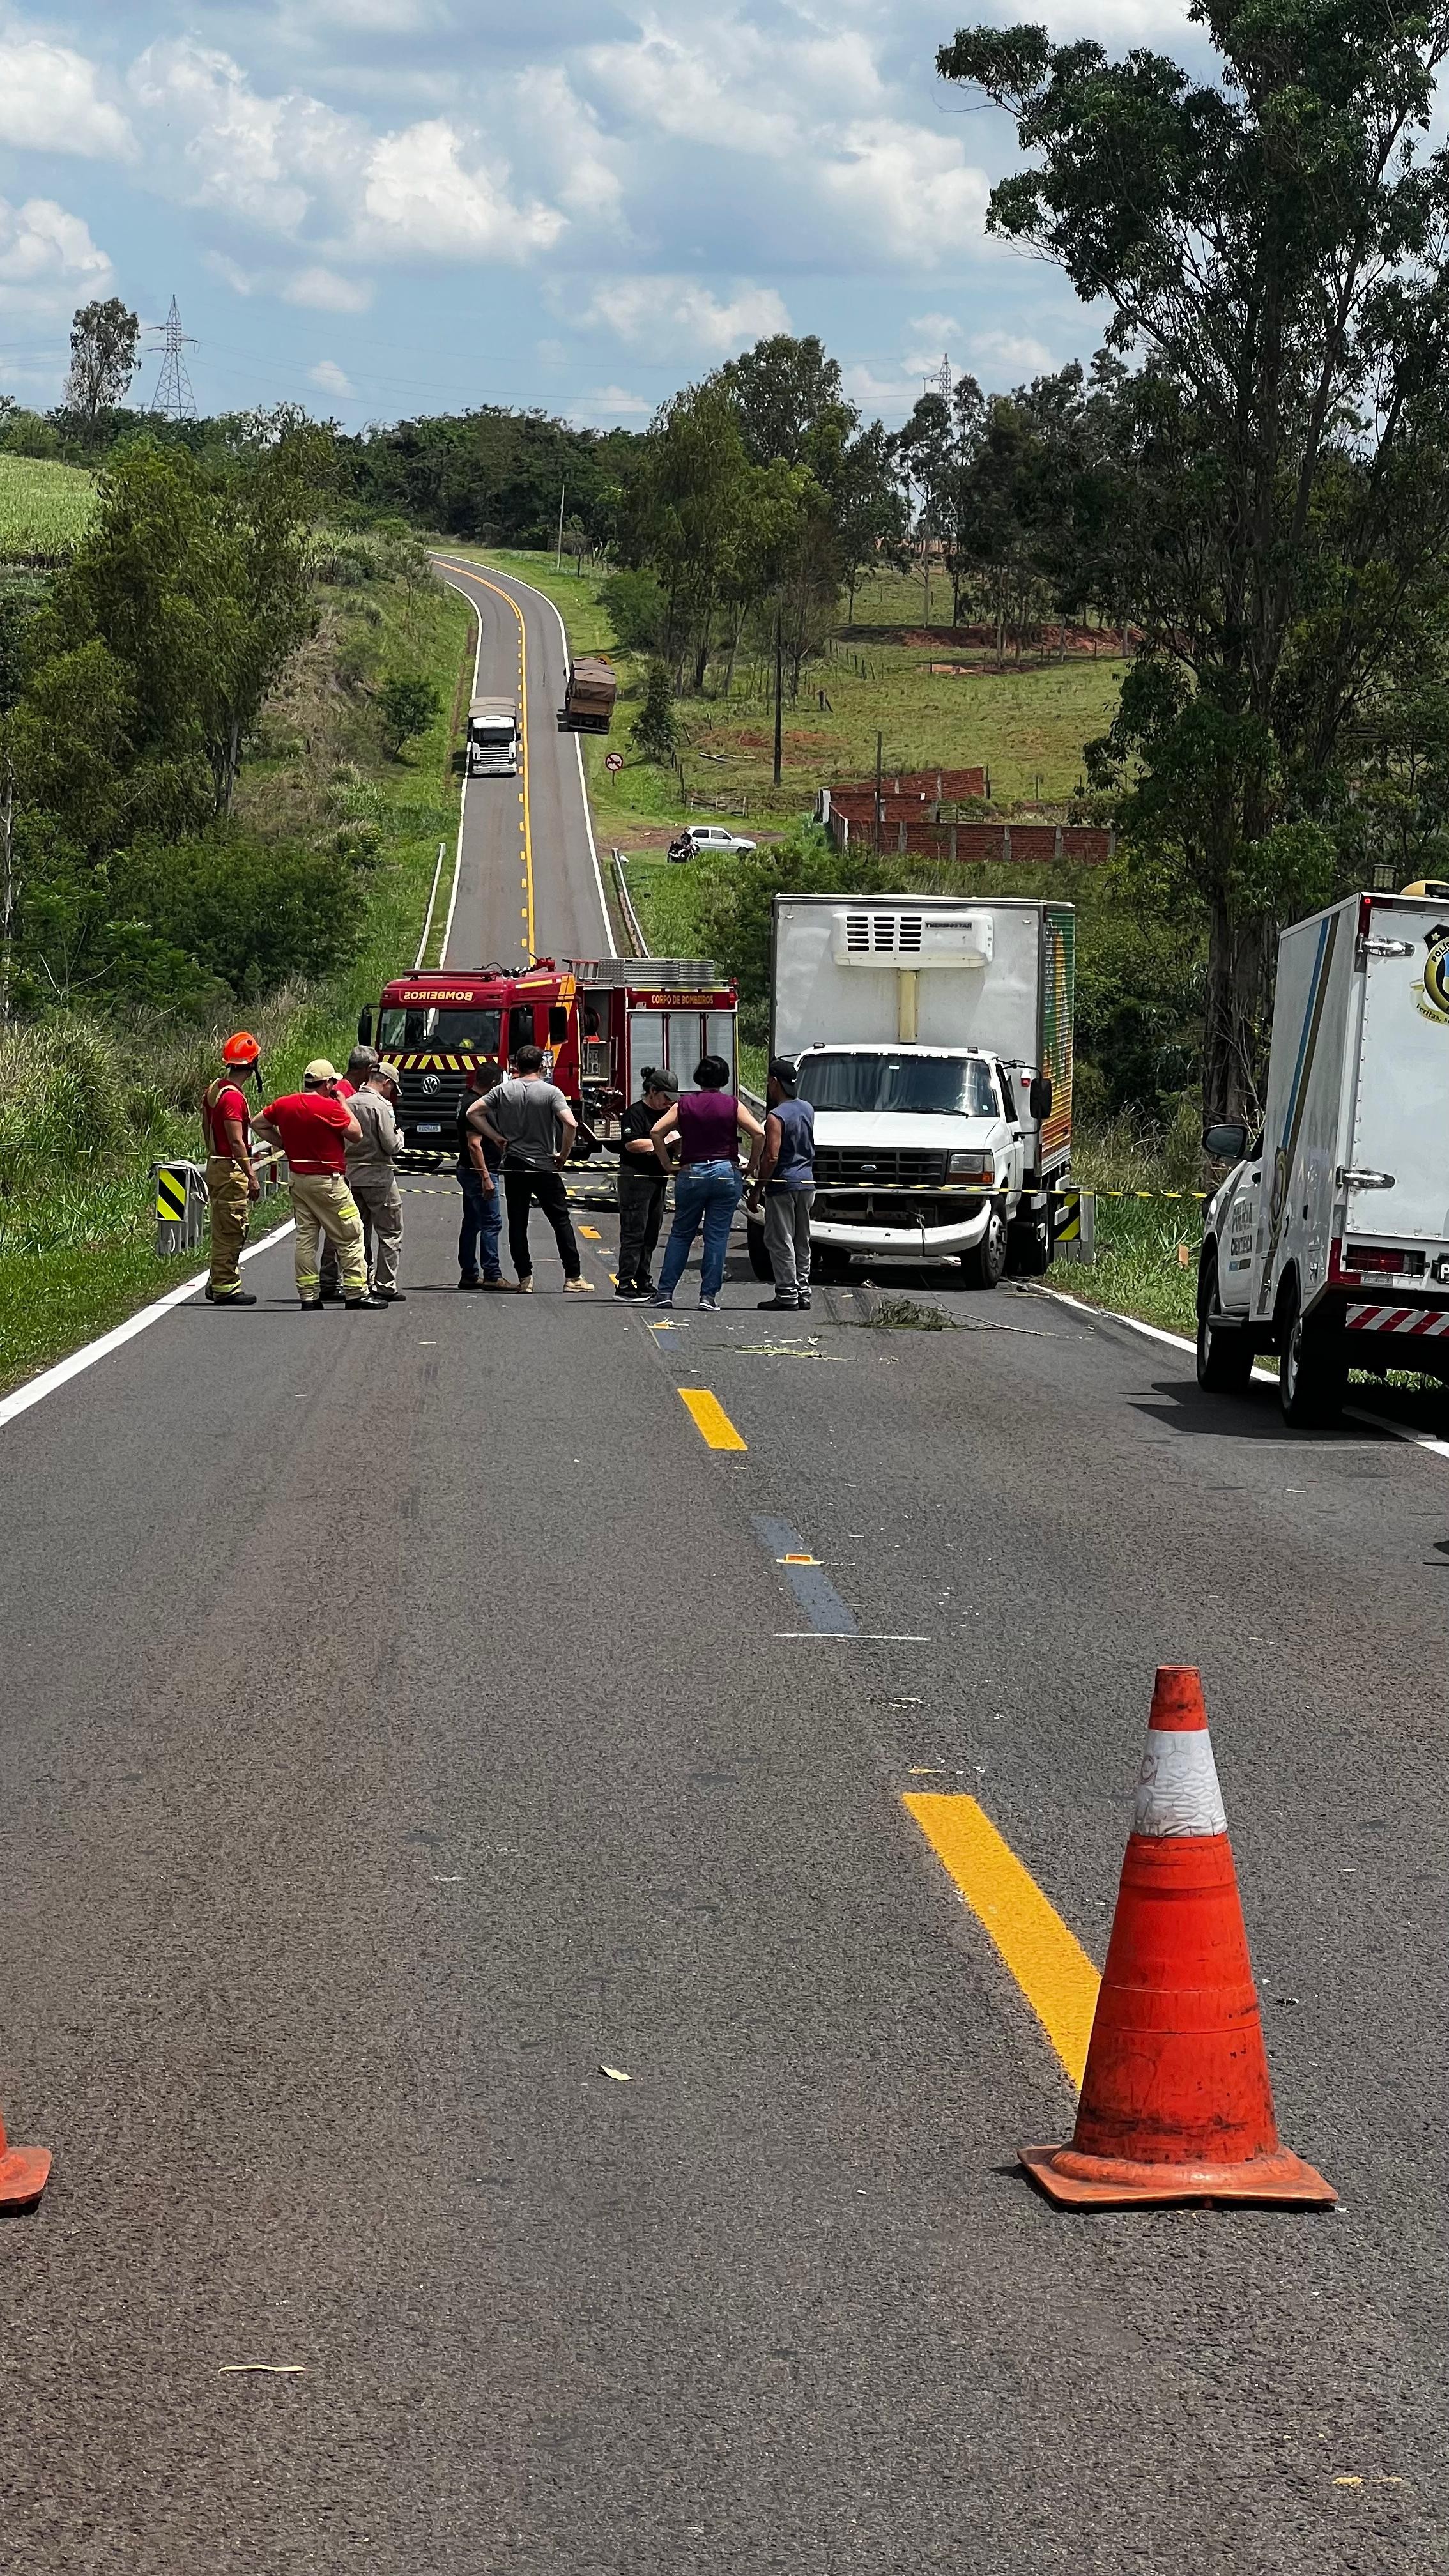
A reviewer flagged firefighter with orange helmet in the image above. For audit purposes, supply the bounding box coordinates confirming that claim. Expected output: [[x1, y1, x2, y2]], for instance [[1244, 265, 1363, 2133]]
[[201, 1031, 263, 1307]]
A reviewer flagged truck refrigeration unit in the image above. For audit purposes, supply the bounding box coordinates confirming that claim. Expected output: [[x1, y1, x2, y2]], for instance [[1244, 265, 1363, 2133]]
[[1197, 886, 1449, 1425], [766, 893, 1075, 1287]]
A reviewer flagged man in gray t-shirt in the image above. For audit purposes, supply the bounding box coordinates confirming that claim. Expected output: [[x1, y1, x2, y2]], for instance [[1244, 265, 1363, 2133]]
[[468, 1043, 594, 1292]]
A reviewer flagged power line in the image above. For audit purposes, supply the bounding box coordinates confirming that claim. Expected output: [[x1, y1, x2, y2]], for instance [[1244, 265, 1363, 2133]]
[[146, 297, 198, 422]]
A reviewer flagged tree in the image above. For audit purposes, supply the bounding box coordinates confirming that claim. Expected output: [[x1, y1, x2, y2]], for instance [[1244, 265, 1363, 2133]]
[[377, 674, 440, 756], [631, 660, 679, 766], [942, 0, 1449, 1122], [64, 300, 139, 431]]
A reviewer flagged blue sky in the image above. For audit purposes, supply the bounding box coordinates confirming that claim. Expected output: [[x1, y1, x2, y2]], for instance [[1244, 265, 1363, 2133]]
[[0, 1, 1181, 433]]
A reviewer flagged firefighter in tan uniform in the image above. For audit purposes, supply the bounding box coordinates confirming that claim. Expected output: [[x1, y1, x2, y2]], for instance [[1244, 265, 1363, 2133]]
[[201, 1031, 263, 1307], [256, 1060, 374, 1311]]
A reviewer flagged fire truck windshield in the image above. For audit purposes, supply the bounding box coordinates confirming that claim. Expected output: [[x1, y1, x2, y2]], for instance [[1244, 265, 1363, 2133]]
[[379, 1006, 503, 1051]]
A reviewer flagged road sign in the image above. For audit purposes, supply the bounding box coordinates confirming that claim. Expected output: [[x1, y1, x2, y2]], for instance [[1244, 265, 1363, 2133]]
[[604, 752, 623, 773]]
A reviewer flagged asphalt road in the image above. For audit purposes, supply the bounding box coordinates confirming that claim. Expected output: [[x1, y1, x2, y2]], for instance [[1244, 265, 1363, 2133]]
[[1, 599, 1445, 2572], [433, 555, 611, 971]]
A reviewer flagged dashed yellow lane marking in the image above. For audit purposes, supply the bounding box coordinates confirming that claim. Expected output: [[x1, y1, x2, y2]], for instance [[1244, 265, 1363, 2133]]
[[902, 1794, 1100, 2088], [579, 1225, 601, 1239], [436, 558, 534, 953], [677, 1388, 747, 1452]]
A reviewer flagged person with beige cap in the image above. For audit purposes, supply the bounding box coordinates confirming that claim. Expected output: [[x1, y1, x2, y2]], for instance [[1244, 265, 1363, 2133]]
[[345, 1059, 407, 1302], [255, 1061, 372, 1311]]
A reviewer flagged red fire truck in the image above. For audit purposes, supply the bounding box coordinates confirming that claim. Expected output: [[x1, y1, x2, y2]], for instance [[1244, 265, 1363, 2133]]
[[359, 956, 737, 1157]]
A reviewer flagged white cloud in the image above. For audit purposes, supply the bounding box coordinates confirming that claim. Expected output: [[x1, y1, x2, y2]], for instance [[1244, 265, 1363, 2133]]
[[0, 35, 135, 160], [581, 275, 789, 357], [819, 123, 990, 263], [579, 384, 653, 417], [285, 264, 373, 311], [310, 358, 354, 397], [206, 250, 256, 297], [360, 120, 564, 259], [0, 194, 112, 317], [128, 42, 349, 236], [970, 328, 1055, 379]]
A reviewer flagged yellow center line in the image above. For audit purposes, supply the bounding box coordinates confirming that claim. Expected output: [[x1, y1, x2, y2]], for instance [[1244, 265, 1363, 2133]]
[[579, 1225, 601, 1239], [677, 1388, 747, 1452], [902, 1794, 1100, 2089], [435, 557, 534, 955]]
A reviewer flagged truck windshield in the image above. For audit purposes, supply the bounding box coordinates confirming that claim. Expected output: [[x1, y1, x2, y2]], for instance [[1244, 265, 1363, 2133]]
[[796, 1053, 999, 1116], [379, 1006, 503, 1050]]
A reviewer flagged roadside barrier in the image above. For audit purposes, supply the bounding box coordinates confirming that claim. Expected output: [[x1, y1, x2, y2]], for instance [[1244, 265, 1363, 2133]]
[[0, 2090, 50, 2211], [1050, 1190, 1095, 1264], [152, 1148, 288, 1257], [611, 848, 648, 959], [1021, 1664, 1336, 2209]]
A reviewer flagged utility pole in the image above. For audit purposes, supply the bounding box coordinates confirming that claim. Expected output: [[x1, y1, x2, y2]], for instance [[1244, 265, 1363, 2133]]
[[873, 729, 883, 857], [0, 756, 16, 1026], [146, 296, 198, 421], [772, 604, 784, 789], [555, 482, 567, 570]]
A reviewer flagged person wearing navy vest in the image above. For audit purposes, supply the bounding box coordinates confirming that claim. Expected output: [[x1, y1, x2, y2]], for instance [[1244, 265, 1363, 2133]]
[[746, 1055, 816, 1310]]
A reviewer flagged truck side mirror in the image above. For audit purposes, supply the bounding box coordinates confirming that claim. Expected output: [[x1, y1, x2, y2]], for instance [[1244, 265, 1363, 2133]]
[[1202, 1119, 1248, 1161], [1028, 1074, 1052, 1122], [356, 1006, 374, 1045]]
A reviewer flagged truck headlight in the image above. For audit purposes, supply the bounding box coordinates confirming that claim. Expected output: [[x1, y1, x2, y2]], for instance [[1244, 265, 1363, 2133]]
[[947, 1150, 995, 1182]]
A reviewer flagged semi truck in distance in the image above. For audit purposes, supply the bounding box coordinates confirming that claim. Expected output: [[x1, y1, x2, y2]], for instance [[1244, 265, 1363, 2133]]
[[558, 658, 617, 735], [1197, 885, 1449, 1425], [765, 893, 1075, 1287], [466, 696, 519, 776]]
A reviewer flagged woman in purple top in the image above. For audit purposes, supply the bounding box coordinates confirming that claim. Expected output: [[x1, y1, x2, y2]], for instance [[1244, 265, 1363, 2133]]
[[648, 1055, 765, 1310]]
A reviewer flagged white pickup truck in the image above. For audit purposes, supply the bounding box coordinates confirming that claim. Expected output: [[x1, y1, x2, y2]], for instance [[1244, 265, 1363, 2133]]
[[765, 893, 1075, 1287], [1197, 886, 1449, 1425]]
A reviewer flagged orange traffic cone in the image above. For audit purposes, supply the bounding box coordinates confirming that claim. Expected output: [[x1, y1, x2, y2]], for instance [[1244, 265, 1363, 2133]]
[[0, 2092, 49, 2212], [1021, 1666, 1335, 2209]]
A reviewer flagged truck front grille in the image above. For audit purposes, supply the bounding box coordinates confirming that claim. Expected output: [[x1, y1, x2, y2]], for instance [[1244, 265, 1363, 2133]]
[[815, 1146, 949, 1189]]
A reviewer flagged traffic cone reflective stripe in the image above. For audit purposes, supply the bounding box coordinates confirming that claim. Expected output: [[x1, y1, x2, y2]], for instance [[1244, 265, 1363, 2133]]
[[0, 2099, 50, 2212], [1021, 1666, 1335, 2209]]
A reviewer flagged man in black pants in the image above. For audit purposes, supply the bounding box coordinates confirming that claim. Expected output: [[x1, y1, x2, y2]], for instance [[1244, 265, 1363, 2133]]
[[470, 1043, 594, 1294], [614, 1066, 677, 1299]]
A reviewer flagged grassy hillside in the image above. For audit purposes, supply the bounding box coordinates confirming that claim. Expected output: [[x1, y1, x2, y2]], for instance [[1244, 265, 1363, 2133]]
[[457, 548, 1126, 839], [0, 452, 97, 563], [0, 559, 474, 1394]]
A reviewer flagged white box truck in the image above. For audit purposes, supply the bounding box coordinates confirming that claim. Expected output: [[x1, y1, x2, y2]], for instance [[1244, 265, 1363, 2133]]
[[466, 695, 519, 776], [1197, 886, 1449, 1424], [766, 893, 1075, 1287]]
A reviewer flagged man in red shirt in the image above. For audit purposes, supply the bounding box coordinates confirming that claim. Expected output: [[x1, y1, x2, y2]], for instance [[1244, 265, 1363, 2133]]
[[201, 1031, 263, 1307], [256, 1060, 373, 1311]]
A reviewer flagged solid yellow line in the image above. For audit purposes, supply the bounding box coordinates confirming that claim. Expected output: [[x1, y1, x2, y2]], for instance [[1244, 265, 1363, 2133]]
[[902, 1793, 1100, 2088], [437, 558, 534, 956], [677, 1387, 747, 1452]]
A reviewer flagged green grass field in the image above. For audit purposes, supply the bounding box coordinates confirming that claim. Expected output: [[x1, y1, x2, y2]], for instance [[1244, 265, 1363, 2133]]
[[0, 452, 96, 560], [459, 548, 1126, 839]]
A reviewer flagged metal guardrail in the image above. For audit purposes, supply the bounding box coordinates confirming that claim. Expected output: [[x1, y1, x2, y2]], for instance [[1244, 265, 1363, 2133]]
[[611, 848, 648, 959], [152, 1147, 288, 1257]]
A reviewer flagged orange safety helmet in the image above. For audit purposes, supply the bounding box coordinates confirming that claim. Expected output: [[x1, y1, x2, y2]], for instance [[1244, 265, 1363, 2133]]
[[222, 1030, 261, 1066]]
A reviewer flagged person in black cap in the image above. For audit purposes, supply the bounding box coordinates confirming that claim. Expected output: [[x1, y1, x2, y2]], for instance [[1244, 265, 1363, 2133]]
[[746, 1055, 816, 1310], [614, 1066, 678, 1299]]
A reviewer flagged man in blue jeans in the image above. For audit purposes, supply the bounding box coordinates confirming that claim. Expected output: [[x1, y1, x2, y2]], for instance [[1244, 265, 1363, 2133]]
[[455, 1068, 510, 1290]]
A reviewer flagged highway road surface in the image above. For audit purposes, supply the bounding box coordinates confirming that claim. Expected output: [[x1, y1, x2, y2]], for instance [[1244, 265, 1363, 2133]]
[[433, 554, 612, 970], [1, 562, 1445, 2575]]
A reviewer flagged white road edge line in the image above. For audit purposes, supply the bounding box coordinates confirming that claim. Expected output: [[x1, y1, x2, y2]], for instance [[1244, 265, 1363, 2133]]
[[413, 839, 448, 975], [1039, 1283, 1449, 1460], [0, 1217, 296, 1436], [437, 579, 484, 967]]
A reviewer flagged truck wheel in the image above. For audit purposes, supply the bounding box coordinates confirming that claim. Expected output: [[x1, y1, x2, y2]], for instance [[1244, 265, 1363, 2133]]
[[1278, 1307, 1347, 1429], [811, 1243, 852, 1284], [960, 1205, 1008, 1291], [1195, 1255, 1254, 1393], [745, 1217, 774, 1282], [1006, 1206, 1052, 1278]]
